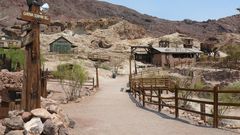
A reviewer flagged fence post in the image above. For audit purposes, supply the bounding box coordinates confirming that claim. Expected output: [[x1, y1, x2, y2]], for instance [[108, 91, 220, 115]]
[[175, 85, 179, 118], [139, 78, 143, 101], [158, 88, 162, 112], [150, 81, 153, 102], [213, 85, 219, 128], [200, 103, 206, 122], [134, 81, 137, 98], [93, 77, 95, 88], [142, 78, 145, 107]]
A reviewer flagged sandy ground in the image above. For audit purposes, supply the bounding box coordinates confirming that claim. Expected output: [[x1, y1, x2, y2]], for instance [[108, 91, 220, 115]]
[[59, 75, 238, 135]]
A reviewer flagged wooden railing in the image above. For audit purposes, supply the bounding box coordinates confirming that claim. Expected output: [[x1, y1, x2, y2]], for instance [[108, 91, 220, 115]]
[[130, 77, 240, 128], [48, 77, 95, 90]]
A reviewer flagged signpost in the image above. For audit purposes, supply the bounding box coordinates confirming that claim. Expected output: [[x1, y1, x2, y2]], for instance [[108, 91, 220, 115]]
[[18, 1, 50, 111], [21, 31, 33, 47], [21, 23, 33, 32]]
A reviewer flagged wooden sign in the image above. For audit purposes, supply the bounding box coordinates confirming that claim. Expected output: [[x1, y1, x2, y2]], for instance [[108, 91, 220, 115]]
[[21, 23, 32, 32], [21, 31, 34, 47], [20, 11, 50, 25]]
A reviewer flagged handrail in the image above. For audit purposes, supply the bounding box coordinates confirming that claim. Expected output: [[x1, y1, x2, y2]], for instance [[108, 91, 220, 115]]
[[130, 77, 240, 128]]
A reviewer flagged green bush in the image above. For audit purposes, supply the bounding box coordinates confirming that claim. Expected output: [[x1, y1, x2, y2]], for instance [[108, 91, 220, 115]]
[[0, 48, 24, 71], [53, 63, 88, 101]]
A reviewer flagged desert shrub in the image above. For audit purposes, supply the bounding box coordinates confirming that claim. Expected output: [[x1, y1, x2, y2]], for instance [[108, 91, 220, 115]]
[[53, 63, 88, 101], [220, 45, 240, 70]]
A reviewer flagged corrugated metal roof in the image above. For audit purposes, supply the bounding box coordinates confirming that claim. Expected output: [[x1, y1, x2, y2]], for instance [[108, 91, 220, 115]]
[[153, 47, 202, 54]]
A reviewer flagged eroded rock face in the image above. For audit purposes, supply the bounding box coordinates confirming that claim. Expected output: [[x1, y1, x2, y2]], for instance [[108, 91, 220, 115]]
[[24, 117, 44, 135], [3, 116, 24, 130]]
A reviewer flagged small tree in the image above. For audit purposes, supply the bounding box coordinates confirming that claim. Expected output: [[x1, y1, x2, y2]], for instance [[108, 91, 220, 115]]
[[53, 64, 88, 101]]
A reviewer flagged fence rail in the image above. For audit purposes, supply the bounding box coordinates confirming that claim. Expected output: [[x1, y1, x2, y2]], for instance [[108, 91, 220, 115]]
[[130, 77, 240, 128]]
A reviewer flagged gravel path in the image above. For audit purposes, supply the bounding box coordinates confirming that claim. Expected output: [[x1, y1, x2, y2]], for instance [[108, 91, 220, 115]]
[[62, 75, 238, 135]]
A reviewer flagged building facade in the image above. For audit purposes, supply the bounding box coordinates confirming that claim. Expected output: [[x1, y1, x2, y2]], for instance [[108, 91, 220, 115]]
[[49, 36, 77, 54], [152, 47, 201, 68]]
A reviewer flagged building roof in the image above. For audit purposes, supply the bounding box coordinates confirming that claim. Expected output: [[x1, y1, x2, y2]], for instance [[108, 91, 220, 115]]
[[153, 47, 202, 54], [49, 36, 77, 48]]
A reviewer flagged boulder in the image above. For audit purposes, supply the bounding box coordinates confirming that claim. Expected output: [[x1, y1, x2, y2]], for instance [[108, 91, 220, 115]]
[[31, 108, 52, 119], [21, 112, 33, 122], [43, 119, 59, 135], [98, 40, 112, 48], [0, 122, 6, 135], [46, 105, 61, 114], [68, 118, 75, 129], [8, 110, 24, 118], [24, 117, 44, 135], [198, 120, 205, 125], [3, 116, 24, 130], [5, 130, 24, 135], [51, 114, 64, 127], [41, 97, 59, 109], [58, 127, 69, 135], [58, 112, 70, 128]]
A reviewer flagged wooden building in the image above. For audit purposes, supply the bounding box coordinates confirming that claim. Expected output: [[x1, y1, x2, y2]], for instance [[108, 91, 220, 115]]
[[49, 36, 77, 54], [42, 22, 65, 34], [151, 47, 202, 68]]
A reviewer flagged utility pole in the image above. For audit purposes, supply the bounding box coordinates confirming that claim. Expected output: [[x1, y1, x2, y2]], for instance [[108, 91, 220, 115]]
[[18, 0, 50, 111]]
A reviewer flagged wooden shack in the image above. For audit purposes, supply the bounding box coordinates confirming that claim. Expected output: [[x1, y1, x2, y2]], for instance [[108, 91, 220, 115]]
[[49, 36, 77, 54], [152, 47, 202, 68], [42, 21, 65, 34]]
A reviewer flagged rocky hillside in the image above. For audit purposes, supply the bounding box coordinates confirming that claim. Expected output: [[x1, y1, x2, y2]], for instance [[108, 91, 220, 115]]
[[0, 0, 240, 41]]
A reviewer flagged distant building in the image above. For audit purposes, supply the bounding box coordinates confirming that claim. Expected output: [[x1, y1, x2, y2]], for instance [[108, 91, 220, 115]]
[[151, 47, 202, 68], [49, 36, 77, 54], [42, 22, 65, 34]]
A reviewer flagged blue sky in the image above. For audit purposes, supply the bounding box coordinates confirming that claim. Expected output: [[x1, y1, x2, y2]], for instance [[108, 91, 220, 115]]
[[100, 0, 240, 21]]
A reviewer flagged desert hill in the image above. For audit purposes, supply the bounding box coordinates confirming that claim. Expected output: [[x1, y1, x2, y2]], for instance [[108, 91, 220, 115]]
[[0, 0, 240, 41]]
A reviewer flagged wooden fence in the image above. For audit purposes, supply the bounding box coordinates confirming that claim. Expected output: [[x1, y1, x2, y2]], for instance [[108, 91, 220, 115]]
[[130, 77, 240, 128], [48, 77, 95, 90]]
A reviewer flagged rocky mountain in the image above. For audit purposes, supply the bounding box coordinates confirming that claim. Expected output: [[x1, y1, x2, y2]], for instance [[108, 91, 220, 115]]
[[0, 0, 240, 41]]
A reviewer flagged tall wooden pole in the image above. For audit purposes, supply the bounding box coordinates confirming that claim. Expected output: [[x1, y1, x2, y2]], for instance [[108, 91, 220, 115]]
[[22, 5, 41, 111], [96, 66, 99, 88]]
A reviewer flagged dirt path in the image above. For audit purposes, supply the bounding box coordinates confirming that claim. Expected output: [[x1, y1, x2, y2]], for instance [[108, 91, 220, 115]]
[[62, 75, 238, 135]]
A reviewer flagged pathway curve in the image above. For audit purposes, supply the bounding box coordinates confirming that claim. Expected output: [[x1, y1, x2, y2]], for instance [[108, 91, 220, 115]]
[[62, 75, 237, 135]]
